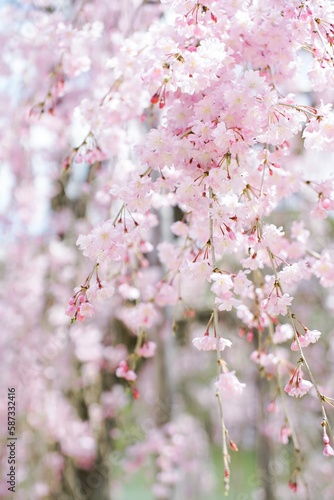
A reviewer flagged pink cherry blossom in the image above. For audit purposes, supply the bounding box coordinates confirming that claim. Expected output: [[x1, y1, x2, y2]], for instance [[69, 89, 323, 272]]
[[137, 341, 157, 358], [250, 350, 278, 376], [210, 273, 234, 294], [290, 329, 321, 351], [322, 427, 334, 457], [313, 252, 334, 287], [267, 401, 277, 414], [77, 302, 95, 320], [280, 425, 292, 445], [273, 324, 294, 344], [284, 378, 313, 398], [115, 361, 137, 382], [192, 335, 232, 351], [262, 293, 293, 317], [4, 0, 334, 495], [323, 444, 334, 457], [65, 303, 77, 318], [290, 335, 309, 351], [215, 371, 246, 396], [284, 366, 313, 398], [288, 481, 298, 493]]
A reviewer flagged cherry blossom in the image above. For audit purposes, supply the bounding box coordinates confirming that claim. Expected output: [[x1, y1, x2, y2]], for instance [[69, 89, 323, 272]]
[[262, 293, 293, 318], [322, 426, 334, 457], [137, 341, 157, 358], [284, 365, 313, 398], [313, 252, 334, 287], [290, 329, 322, 351], [272, 324, 294, 344], [115, 361, 137, 382], [280, 425, 292, 445], [192, 335, 232, 351], [3, 0, 334, 497], [76, 301, 95, 321], [250, 350, 278, 377], [215, 371, 246, 397], [323, 444, 334, 457], [288, 481, 298, 493]]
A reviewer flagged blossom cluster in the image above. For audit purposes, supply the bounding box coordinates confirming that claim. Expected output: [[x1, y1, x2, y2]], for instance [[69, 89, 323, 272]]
[[2, 0, 334, 497]]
